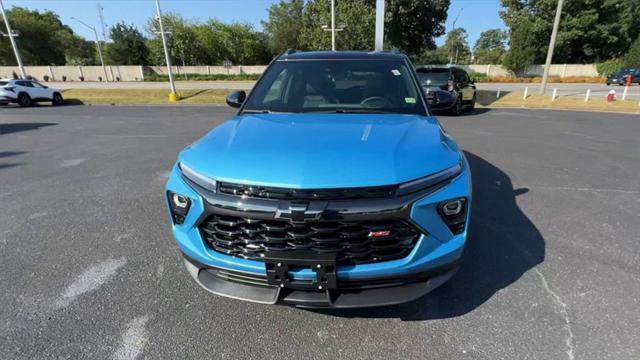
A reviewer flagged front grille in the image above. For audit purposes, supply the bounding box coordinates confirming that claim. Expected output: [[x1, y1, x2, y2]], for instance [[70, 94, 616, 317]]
[[200, 215, 421, 265], [218, 182, 396, 200]]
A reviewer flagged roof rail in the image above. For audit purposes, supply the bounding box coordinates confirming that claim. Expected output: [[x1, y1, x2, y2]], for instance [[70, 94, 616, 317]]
[[284, 48, 297, 55], [390, 48, 401, 54]]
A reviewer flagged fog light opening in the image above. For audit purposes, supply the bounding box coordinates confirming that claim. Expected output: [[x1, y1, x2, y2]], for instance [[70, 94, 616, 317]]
[[438, 198, 467, 235], [168, 191, 191, 225]]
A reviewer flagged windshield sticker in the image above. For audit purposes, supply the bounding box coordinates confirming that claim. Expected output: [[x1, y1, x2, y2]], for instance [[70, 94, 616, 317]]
[[391, 69, 401, 76], [404, 97, 416, 103]]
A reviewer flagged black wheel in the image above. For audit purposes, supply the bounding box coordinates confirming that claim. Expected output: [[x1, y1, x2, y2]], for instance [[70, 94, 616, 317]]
[[17, 93, 31, 107], [606, 82, 610, 86], [52, 92, 63, 106], [618, 83, 624, 86], [467, 93, 476, 112], [450, 96, 463, 116]]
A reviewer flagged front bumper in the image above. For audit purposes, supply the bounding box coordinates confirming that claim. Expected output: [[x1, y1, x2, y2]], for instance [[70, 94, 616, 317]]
[[166, 157, 471, 307], [183, 254, 458, 308]]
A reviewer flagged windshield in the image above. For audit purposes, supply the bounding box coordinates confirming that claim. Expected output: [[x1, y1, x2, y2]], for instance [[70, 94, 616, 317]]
[[416, 69, 450, 85], [242, 59, 427, 115]]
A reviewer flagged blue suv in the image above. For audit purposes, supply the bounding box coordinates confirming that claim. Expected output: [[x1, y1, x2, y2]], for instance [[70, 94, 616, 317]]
[[165, 50, 471, 308]]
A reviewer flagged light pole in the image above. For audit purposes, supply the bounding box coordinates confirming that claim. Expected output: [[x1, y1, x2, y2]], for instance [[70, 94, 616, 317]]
[[0, 0, 25, 78], [449, 7, 463, 64], [374, 0, 385, 51], [154, 0, 177, 100], [539, 0, 564, 94], [321, 0, 343, 51], [71, 17, 109, 82]]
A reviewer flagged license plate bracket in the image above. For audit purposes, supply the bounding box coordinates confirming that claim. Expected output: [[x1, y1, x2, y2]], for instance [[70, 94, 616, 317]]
[[264, 251, 337, 290]]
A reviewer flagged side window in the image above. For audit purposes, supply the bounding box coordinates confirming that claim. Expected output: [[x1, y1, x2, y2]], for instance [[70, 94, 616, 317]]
[[30, 81, 46, 88], [20, 81, 34, 87]]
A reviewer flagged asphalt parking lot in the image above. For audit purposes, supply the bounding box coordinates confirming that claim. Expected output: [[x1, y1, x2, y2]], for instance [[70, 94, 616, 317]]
[[1, 105, 639, 360]]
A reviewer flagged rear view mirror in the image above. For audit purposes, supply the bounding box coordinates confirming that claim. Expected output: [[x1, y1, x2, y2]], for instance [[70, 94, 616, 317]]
[[226, 90, 246, 108]]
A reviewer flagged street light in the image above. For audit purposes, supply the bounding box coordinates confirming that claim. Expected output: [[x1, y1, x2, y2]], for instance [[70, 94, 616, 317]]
[[321, 0, 344, 51], [540, 0, 564, 94], [0, 0, 26, 78], [71, 17, 109, 82], [154, 0, 178, 101]]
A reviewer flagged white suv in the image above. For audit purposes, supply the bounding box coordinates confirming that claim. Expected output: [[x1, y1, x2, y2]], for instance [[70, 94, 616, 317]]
[[0, 79, 63, 107]]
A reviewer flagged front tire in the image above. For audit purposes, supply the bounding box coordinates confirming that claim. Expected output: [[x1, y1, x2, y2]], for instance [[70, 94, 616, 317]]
[[17, 93, 31, 107], [52, 92, 63, 106]]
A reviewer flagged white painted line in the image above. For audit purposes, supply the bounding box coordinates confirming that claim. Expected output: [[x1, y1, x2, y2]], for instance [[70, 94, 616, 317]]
[[60, 158, 88, 167], [112, 316, 149, 360], [56, 258, 126, 308]]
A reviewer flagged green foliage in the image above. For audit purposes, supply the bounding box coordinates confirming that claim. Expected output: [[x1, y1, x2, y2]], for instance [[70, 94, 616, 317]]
[[500, 0, 640, 63], [623, 37, 640, 67], [143, 73, 260, 81], [262, 0, 305, 53], [469, 73, 488, 82], [473, 29, 507, 64], [0, 7, 87, 66], [443, 28, 471, 64], [596, 59, 623, 77], [380, 0, 450, 57], [300, 0, 375, 51], [105, 22, 149, 65], [414, 47, 449, 65], [146, 14, 271, 66], [502, 18, 536, 75]]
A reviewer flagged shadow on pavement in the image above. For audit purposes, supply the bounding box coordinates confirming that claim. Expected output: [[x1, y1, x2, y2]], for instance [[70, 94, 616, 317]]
[[0, 123, 58, 135], [316, 151, 545, 320]]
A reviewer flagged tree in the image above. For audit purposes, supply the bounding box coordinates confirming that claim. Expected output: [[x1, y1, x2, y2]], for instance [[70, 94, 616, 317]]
[[105, 23, 149, 65], [415, 47, 449, 65], [623, 37, 640, 68], [63, 36, 96, 65], [146, 14, 271, 66], [262, 0, 304, 53], [300, 0, 376, 51], [443, 28, 470, 64], [500, 0, 640, 63], [473, 29, 507, 64], [0, 7, 79, 65], [502, 18, 536, 75], [378, 0, 450, 57]]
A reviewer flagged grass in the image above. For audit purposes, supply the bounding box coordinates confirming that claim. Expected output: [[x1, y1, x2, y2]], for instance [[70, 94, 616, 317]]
[[477, 90, 640, 113], [61, 89, 234, 105], [144, 73, 260, 81]]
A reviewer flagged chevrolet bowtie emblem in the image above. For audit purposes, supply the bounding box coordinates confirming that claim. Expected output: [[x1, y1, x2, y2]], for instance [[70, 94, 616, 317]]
[[275, 201, 326, 223]]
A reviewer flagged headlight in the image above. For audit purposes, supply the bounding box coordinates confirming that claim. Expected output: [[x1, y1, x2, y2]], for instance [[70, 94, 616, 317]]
[[179, 162, 217, 192], [396, 163, 462, 196], [438, 198, 467, 235]]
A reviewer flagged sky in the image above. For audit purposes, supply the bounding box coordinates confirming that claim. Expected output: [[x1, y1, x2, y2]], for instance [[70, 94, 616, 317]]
[[3, 0, 506, 48]]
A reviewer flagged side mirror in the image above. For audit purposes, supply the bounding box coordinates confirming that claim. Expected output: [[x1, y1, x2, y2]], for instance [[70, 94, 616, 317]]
[[226, 90, 246, 108]]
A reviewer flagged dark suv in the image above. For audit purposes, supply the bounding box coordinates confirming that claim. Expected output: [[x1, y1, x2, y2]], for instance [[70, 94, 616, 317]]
[[415, 66, 476, 115], [606, 68, 640, 86]]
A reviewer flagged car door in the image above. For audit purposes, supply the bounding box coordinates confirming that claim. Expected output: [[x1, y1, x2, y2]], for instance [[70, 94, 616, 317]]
[[14, 80, 35, 98], [29, 81, 53, 100]]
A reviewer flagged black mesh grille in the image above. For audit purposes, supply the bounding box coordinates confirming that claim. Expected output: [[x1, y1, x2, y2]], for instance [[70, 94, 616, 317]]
[[200, 215, 421, 265], [218, 182, 396, 200]]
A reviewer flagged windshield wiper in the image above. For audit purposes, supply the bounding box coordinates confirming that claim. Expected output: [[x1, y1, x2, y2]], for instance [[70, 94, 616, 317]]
[[242, 109, 272, 114], [333, 109, 390, 114]]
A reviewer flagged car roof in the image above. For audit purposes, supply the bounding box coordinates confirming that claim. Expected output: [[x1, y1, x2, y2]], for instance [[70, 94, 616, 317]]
[[278, 50, 407, 61]]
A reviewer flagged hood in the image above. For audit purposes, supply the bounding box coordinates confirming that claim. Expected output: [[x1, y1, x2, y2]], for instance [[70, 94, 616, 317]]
[[178, 113, 461, 189]]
